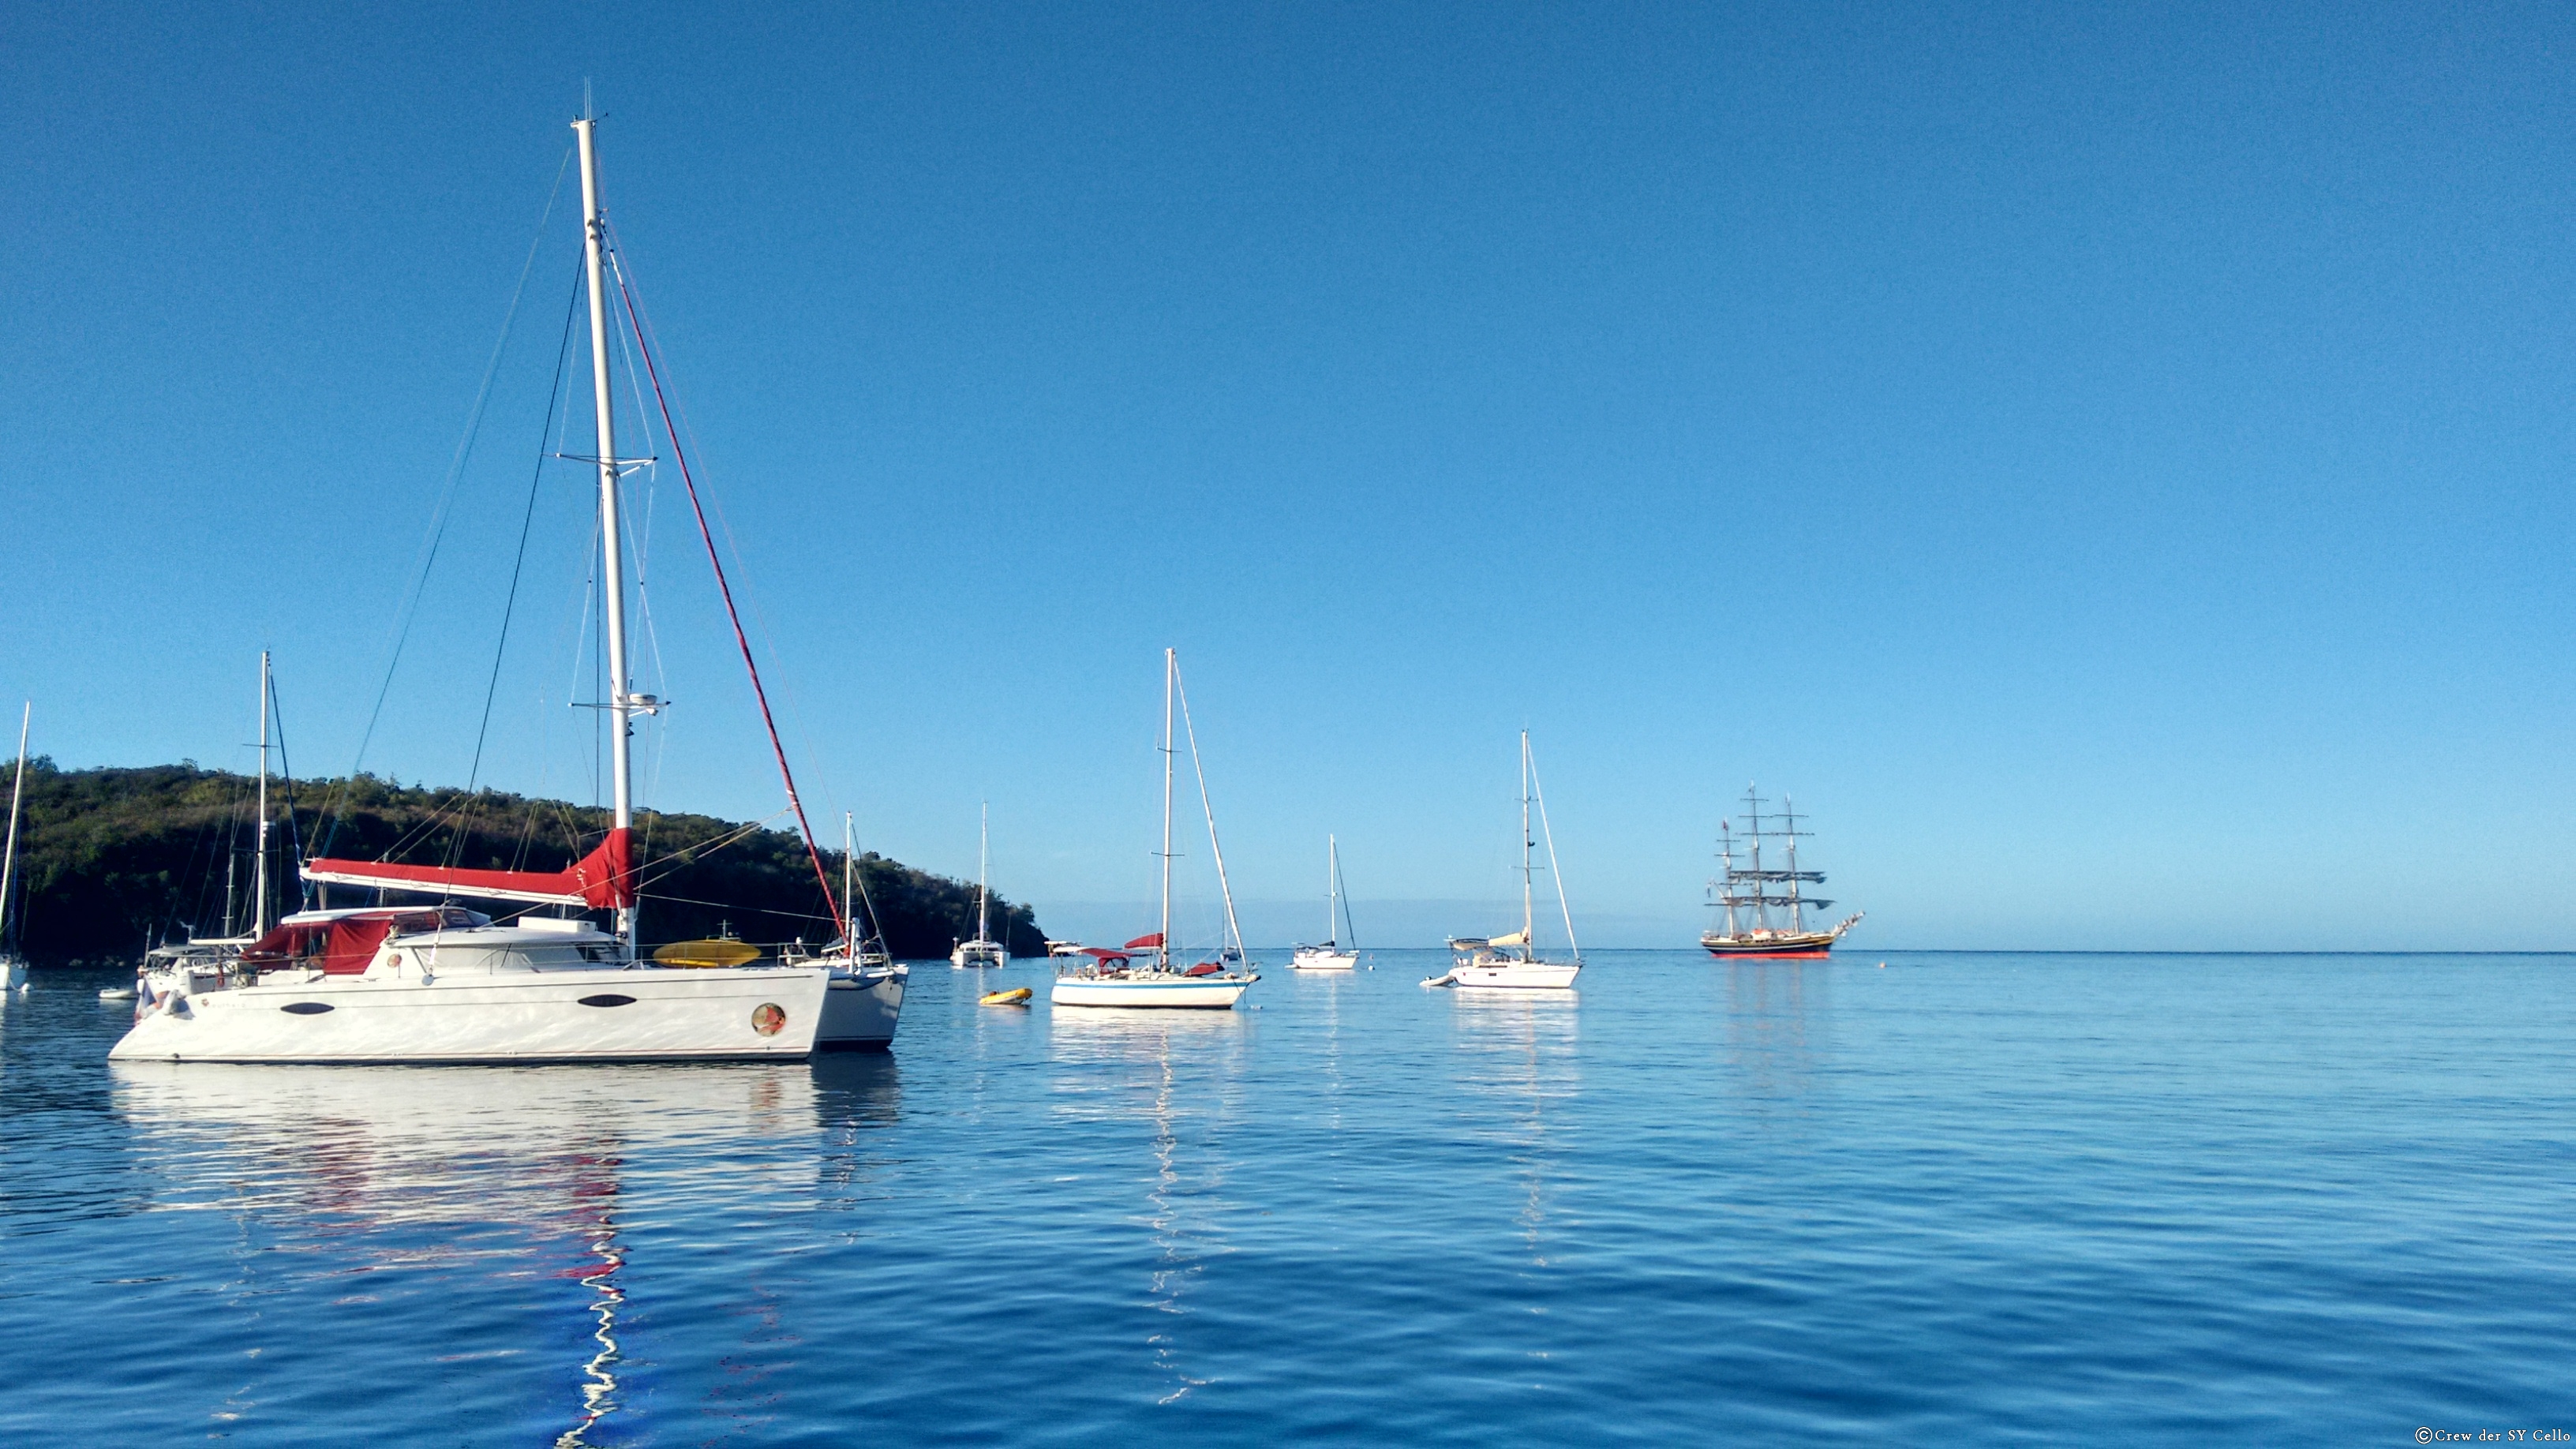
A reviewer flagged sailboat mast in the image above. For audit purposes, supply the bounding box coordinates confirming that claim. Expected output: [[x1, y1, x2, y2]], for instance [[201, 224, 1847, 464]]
[[1745, 785, 1769, 933], [977, 801, 990, 942], [0, 704, 27, 949], [843, 811, 856, 947], [1159, 647, 1174, 973], [1784, 793, 1803, 933], [1520, 732, 1535, 954], [1326, 834, 1337, 942], [253, 650, 271, 938], [574, 113, 638, 944]]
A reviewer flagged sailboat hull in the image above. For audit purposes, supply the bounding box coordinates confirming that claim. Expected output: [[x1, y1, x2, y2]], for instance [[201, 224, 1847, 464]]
[[817, 965, 905, 1050], [1050, 974, 1254, 1009], [1289, 948, 1357, 971], [1701, 935, 1840, 958], [106, 967, 829, 1064], [1443, 960, 1580, 990]]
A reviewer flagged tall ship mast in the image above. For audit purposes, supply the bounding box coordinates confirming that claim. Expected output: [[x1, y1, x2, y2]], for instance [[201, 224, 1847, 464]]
[[1700, 784, 1863, 958]]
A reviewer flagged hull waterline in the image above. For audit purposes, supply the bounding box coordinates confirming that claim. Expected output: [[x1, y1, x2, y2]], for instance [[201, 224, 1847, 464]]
[[107, 966, 829, 1064]]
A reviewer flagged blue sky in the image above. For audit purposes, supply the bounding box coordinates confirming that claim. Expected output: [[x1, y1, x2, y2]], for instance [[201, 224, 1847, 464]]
[[3, 2, 2571, 948]]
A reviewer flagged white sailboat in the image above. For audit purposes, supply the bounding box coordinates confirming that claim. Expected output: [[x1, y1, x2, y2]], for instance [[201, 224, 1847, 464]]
[[1425, 732, 1582, 990], [798, 812, 906, 1050], [110, 114, 831, 1063], [1, 702, 30, 994], [1289, 834, 1359, 971], [1051, 649, 1260, 1009], [949, 803, 1008, 968]]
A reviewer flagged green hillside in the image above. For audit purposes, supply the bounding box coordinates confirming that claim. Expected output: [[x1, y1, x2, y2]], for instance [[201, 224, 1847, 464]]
[[0, 761, 1044, 966]]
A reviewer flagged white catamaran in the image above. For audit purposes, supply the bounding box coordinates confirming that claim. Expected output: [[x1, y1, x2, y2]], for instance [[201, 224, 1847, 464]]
[[1426, 732, 1582, 990], [1289, 834, 1360, 970], [1051, 649, 1260, 1009], [111, 115, 843, 1063], [949, 803, 1008, 969]]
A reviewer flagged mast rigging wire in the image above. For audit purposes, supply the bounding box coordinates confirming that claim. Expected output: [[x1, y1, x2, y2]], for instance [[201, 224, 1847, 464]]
[[316, 147, 575, 862], [603, 242, 845, 942]]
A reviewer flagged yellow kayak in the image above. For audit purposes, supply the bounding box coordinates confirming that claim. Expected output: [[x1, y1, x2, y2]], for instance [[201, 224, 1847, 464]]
[[979, 987, 1033, 1007], [653, 938, 762, 968]]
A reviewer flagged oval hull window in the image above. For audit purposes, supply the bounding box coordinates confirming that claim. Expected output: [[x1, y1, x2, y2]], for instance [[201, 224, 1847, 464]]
[[751, 1003, 786, 1036], [280, 1002, 335, 1016], [578, 994, 638, 1008]]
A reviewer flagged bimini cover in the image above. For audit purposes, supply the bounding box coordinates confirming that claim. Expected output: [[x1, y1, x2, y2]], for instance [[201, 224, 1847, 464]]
[[240, 907, 486, 975], [302, 829, 635, 908]]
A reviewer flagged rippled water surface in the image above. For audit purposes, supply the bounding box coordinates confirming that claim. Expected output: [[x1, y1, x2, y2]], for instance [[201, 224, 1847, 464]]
[[3, 952, 2571, 1444]]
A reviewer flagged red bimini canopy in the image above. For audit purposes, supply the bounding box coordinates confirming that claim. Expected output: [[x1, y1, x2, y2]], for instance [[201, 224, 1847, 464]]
[[1080, 947, 1133, 962], [302, 829, 635, 909]]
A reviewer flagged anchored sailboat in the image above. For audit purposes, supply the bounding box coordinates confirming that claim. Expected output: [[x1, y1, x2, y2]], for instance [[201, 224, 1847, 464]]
[[112, 114, 839, 1063], [1427, 732, 1581, 990], [1289, 835, 1359, 970], [1699, 785, 1862, 958], [1051, 650, 1259, 1009], [950, 803, 1007, 968], [798, 812, 907, 1050], [1, 703, 29, 994]]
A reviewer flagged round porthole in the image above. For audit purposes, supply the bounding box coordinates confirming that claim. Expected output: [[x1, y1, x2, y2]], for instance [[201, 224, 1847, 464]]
[[751, 1003, 786, 1036]]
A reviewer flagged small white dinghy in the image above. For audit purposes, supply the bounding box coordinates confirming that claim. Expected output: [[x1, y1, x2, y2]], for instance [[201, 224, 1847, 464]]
[[1050, 650, 1258, 1010], [1288, 834, 1360, 971], [1423, 732, 1582, 992]]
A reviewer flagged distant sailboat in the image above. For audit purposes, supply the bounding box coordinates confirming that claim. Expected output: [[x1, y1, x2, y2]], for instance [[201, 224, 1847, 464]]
[[1699, 785, 1863, 958], [1, 702, 30, 994], [950, 803, 1008, 969], [1050, 649, 1259, 1009], [1425, 732, 1581, 990], [1290, 835, 1359, 971]]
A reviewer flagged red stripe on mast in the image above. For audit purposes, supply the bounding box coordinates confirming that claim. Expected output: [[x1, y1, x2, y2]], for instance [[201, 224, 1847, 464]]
[[607, 256, 846, 943]]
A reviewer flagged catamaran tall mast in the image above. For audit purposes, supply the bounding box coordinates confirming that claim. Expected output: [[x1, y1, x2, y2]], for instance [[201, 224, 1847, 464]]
[[1159, 648, 1175, 973], [575, 113, 638, 944], [976, 801, 990, 943]]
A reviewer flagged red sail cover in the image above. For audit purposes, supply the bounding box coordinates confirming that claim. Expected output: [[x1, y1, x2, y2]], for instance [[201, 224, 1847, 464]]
[[302, 829, 635, 908], [1121, 932, 1165, 950]]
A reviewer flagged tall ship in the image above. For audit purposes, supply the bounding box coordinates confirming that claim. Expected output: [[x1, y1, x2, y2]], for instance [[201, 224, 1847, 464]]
[[1700, 785, 1862, 959]]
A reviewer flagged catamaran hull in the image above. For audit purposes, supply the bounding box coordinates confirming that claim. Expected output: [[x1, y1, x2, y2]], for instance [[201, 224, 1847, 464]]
[[949, 945, 1007, 969], [106, 968, 830, 1064], [1050, 976, 1254, 1009], [817, 970, 904, 1051]]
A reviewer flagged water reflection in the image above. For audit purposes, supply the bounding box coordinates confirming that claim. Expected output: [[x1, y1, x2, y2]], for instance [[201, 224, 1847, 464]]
[[811, 1052, 905, 1203], [1720, 960, 1823, 1103], [1046, 1007, 1248, 1402], [110, 1063, 823, 1443], [1450, 993, 1579, 1263]]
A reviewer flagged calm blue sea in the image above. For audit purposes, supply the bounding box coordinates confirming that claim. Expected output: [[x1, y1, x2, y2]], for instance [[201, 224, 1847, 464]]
[[2, 951, 2569, 1445]]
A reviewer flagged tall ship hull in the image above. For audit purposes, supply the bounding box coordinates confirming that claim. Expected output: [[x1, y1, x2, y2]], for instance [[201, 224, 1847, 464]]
[[1702, 784, 1861, 961], [1699, 923, 1858, 959]]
